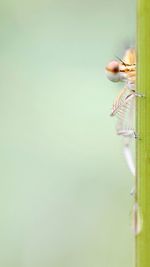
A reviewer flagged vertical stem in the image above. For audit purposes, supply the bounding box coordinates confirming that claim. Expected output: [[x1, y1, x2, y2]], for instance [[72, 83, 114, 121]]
[[136, 1, 150, 266]]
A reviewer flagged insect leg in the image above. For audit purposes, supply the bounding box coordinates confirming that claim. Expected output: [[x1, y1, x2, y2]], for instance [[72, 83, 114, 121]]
[[134, 92, 144, 97]]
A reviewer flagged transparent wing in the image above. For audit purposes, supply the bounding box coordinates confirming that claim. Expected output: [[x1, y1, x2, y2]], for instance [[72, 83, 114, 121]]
[[111, 88, 136, 176], [115, 92, 135, 135], [118, 93, 135, 176], [110, 87, 135, 121]]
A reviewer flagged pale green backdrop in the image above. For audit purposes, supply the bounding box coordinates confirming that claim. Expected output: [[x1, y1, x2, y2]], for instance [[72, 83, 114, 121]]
[[0, 0, 135, 266]]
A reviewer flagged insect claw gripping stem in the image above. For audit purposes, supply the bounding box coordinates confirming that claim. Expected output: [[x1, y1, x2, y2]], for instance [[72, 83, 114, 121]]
[[117, 129, 137, 138], [134, 132, 140, 139], [134, 92, 145, 97]]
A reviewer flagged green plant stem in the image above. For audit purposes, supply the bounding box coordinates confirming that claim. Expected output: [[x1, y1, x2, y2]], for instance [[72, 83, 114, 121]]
[[136, 1, 150, 266]]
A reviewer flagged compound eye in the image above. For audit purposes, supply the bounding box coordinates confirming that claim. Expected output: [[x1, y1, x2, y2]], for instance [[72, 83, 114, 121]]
[[106, 61, 119, 73], [105, 61, 120, 82]]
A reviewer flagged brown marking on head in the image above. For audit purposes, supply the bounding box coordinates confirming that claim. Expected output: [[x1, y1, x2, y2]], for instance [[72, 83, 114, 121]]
[[105, 61, 119, 73]]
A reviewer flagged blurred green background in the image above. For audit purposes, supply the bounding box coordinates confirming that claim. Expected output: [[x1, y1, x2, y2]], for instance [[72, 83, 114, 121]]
[[0, 0, 135, 266]]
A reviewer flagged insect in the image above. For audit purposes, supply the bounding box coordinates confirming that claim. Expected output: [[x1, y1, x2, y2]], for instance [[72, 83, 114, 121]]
[[105, 48, 143, 235], [105, 48, 142, 177]]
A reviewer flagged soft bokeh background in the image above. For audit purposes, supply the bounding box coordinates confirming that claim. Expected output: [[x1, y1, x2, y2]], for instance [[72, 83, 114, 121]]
[[0, 0, 135, 266]]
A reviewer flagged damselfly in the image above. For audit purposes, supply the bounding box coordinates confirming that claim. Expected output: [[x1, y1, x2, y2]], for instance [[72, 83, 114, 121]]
[[105, 48, 143, 234], [105, 48, 142, 177]]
